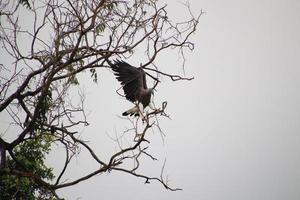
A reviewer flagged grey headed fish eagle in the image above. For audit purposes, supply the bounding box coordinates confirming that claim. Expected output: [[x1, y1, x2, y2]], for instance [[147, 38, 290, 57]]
[[111, 60, 154, 116]]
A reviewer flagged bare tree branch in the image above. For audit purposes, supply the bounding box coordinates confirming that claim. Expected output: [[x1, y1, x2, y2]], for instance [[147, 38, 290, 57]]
[[0, 0, 201, 198]]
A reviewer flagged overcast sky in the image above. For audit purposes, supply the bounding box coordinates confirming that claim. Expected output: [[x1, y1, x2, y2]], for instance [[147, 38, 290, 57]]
[[52, 0, 300, 199], [2, 0, 300, 199]]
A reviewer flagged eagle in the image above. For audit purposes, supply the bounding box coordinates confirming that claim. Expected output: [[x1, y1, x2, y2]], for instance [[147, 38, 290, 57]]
[[111, 60, 154, 116]]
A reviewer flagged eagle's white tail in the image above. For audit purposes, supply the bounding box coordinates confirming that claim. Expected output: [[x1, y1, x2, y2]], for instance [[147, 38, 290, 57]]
[[122, 106, 139, 116]]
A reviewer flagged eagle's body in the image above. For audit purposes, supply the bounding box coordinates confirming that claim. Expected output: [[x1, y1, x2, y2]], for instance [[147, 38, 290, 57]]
[[111, 60, 153, 116]]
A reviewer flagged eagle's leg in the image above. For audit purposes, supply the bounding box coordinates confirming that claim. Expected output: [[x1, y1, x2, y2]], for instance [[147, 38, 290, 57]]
[[148, 102, 156, 111], [137, 102, 145, 119]]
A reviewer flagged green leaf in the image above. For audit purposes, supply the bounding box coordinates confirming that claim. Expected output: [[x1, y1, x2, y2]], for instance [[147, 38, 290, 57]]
[[95, 24, 105, 35], [0, 134, 55, 199]]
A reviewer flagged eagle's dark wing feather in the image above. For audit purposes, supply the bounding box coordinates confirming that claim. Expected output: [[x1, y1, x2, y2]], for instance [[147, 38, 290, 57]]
[[142, 71, 147, 89], [112, 60, 146, 103]]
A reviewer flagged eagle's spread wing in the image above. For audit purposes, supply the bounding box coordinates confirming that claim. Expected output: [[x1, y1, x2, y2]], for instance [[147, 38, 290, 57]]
[[112, 60, 147, 103]]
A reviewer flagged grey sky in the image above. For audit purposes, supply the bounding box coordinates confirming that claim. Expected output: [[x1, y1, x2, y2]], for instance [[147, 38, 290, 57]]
[[54, 0, 300, 199], [1, 0, 300, 199]]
